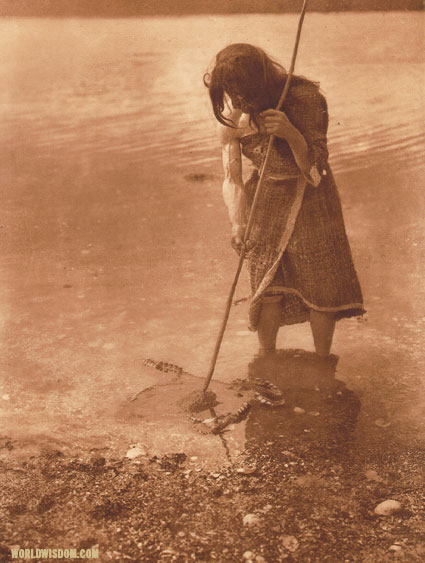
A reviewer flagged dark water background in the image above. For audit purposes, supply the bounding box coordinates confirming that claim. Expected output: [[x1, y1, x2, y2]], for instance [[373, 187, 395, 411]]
[[0, 12, 424, 460]]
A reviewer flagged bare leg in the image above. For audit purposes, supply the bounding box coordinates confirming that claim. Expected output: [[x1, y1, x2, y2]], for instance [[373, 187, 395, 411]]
[[310, 310, 336, 358], [257, 301, 281, 355]]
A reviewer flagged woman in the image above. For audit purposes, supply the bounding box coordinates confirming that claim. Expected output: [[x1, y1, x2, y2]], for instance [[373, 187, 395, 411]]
[[204, 44, 365, 358]]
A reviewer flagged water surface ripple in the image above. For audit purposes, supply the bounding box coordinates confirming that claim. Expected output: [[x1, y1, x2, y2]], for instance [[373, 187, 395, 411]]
[[0, 13, 423, 174]]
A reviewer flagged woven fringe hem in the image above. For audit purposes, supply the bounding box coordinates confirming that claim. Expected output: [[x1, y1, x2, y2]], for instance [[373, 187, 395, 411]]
[[248, 285, 365, 331]]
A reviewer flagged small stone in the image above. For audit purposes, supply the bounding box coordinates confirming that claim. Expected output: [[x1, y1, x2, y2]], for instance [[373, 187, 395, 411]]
[[374, 500, 402, 515], [375, 418, 391, 428], [255, 556, 266, 563], [294, 407, 305, 414], [2, 394, 10, 401], [190, 456, 198, 461], [365, 470, 381, 481], [389, 545, 402, 552], [236, 466, 257, 475], [243, 514, 261, 527], [282, 535, 299, 552], [243, 551, 255, 560], [177, 531, 185, 537], [308, 411, 320, 416], [125, 445, 147, 459]]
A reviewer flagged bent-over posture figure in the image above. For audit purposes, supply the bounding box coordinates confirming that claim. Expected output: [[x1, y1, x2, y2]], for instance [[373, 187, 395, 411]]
[[204, 44, 365, 357]]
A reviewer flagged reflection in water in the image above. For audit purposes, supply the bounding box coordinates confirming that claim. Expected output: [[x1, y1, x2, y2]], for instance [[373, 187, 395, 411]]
[[242, 350, 361, 459], [111, 350, 360, 468]]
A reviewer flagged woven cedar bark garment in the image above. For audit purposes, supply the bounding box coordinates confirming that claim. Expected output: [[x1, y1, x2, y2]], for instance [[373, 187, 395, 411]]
[[240, 83, 365, 330]]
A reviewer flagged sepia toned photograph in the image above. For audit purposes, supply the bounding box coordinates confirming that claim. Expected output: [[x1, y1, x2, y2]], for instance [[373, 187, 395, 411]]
[[0, 0, 424, 561]]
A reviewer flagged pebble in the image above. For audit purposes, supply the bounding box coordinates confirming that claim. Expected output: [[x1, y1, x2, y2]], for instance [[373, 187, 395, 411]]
[[190, 456, 198, 461], [243, 514, 261, 527], [365, 469, 381, 481], [2, 394, 10, 401], [125, 445, 147, 459], [236, 466, 257, 475], [374, 500, 402, 515], [375, 418, 391, 428], [281, 535, 299, 552], [243, 551, 255, 560], [294, 407, 305, 414], [161, 549, 177, 555], [389, 545, 402, 552], [255, 556, 266, 563]]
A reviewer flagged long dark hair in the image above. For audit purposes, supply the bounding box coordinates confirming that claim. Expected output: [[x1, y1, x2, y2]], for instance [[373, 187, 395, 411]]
[[204, 43, 316, 129]]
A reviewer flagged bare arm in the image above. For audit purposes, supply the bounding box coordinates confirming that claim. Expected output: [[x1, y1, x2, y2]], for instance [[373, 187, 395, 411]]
[[219, 119, 247, 253]]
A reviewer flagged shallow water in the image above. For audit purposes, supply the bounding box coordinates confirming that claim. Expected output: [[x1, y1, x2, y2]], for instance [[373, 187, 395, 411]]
[[0, 12, 424, 464]]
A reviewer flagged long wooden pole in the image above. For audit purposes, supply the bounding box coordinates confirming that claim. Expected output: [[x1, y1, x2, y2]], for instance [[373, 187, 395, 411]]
[[202, 0, 309, 393]]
